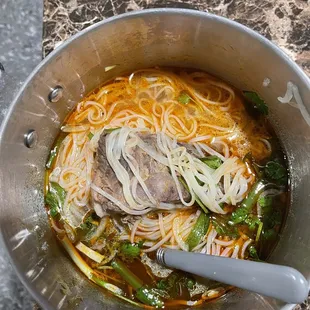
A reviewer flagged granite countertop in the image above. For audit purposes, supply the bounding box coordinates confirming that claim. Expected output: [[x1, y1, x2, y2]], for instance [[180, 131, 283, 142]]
[[43, 0, 310, 77], [0, 0, 309, 309]]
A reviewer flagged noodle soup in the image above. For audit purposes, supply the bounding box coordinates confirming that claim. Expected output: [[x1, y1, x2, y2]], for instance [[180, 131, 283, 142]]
[[45, 68, 289, 308]]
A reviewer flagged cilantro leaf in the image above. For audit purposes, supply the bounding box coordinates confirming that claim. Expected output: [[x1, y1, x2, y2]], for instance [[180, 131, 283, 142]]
[[120, 242, 141, 258], [264, 161, 287, 184]]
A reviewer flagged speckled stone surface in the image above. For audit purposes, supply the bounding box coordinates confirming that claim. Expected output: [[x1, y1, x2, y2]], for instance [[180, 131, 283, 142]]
[[43, 0, 310, 77]]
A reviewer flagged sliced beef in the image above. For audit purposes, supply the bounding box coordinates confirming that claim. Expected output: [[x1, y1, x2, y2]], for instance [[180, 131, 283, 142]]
[[91, 132, 193, 215]]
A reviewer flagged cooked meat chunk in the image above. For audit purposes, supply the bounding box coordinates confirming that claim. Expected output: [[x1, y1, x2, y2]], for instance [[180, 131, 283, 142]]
[[91, 132, 192, 215]]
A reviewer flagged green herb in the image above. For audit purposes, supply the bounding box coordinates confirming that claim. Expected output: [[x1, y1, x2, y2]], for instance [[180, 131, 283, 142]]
[[230, 207, 248, 225], [177, 91, 191, 104], [243, 91, 268, 115], [137, 240, 145, 248], [186, 213, 210, 251], [46, 133, 66, 169], [49, 204, 59, 218], [200, 156, 222, 169], [155, 272, 195, 299], [120, 242, 141, 259], [111, 259, 142, 290], [262, 210, 282, 233], [111, 258, 164, 307], [178, 177, 209, 214], [79, 213, 99, 240], [157, 279, 168, 291], [45, 182, 66, 218], [135, 286, 164, 307], [244, 215, 261, 231], [248, 245, 260, 260], [104, 127, 120, 134], [264, 161, 287, 185], [212, 215, 239, 238], [185, 278, 195, 289], [87, 132, 94, 140], [262, 228, 277, 240], [258, 196, 273, 209], [240, 179, 267, 210], [230, 179, 267, 225]]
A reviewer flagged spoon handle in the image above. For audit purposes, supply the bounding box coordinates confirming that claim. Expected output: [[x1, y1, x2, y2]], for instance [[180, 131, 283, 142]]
[[156, 248, 309, 304]]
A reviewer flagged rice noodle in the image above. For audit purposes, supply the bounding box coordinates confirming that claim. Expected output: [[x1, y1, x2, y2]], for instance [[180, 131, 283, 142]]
[[278, 81, 310, 126], [88, 127, 249, 215]]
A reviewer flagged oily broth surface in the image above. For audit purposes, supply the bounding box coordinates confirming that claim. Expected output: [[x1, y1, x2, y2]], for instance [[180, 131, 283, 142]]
[[65, 69, 271, 160]]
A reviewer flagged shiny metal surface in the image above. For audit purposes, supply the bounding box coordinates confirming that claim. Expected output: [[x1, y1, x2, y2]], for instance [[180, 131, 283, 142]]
[[24, 129, 38, 148], [48, 86, 63, 103], [0, 8, 309, 310]]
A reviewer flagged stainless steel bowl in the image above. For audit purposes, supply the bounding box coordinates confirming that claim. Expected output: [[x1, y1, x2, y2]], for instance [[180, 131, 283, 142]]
[[0, 8, 309, 310]]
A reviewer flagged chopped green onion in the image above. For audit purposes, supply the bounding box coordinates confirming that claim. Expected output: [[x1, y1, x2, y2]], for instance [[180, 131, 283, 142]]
[[178, 176, 209, 214], [186, 213, 210, 251], [111, 258, 164, 307], [104, 127, 120, 133], [212, 215, 239, 238], [200, 156, 222, 169], [177, 91, 191, 104], [255, 221, 263, 242], [45, 182, 66, 217], [111, 259, 142, 290], [230, 179, 267, 225], [76, 242, 105, 263], [240, 179, 267, 210], [87, 132, 94, 140], [257, 195, 273, 209], [135, 286, 164, 307]]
